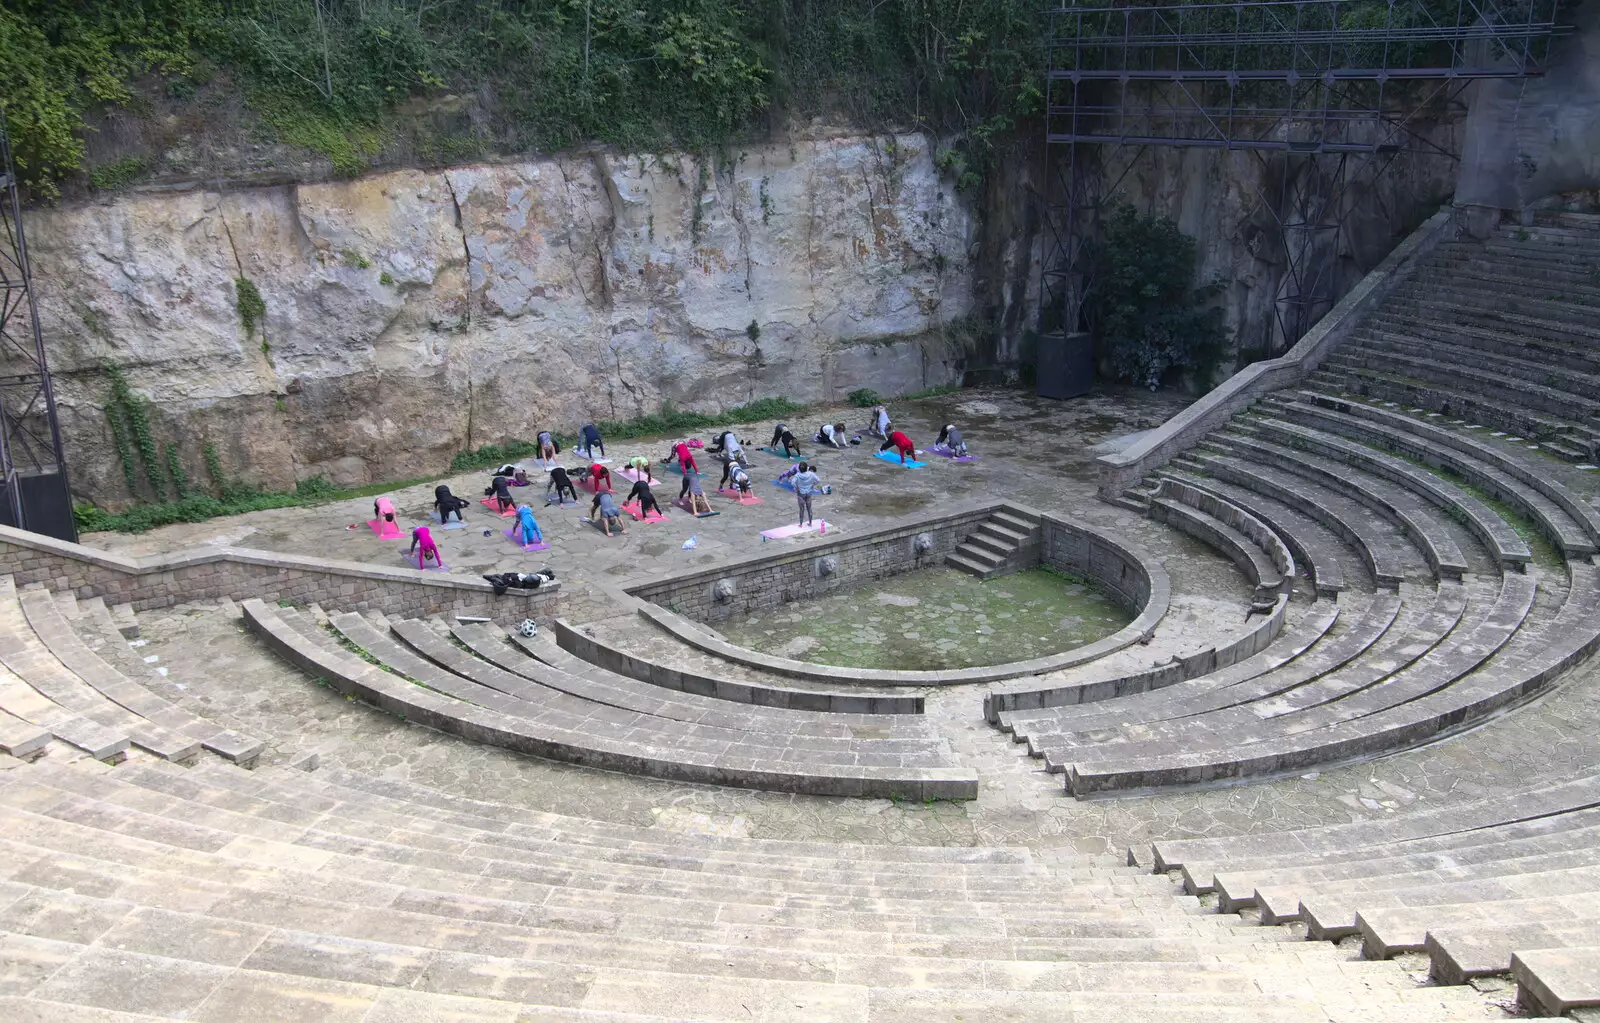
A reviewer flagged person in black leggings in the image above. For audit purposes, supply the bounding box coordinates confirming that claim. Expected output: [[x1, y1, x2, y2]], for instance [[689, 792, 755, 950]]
[[547, 466, 578, 505], [769, 423, 801, 457], [434, 485, 468, 523], [625, 478, 663, 518]]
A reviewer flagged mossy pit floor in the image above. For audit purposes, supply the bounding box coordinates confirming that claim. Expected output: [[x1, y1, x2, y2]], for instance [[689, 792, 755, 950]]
[[712, 566, 1133, 671]]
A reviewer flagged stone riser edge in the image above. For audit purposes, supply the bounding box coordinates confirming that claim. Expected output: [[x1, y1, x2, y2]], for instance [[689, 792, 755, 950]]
[[551, 620, 925, 715], [1096, 207, 1459, 499], [0, 523, 556, 623], [623, 505, 1170, 687]]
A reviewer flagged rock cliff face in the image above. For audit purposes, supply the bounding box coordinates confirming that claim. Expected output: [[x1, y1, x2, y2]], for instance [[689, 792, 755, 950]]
[[26, 134, 974, 506]]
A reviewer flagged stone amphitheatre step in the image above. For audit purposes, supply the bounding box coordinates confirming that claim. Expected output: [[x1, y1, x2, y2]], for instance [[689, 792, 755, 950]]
[[1367, 312, 1600, 375], [1410, 264, 1600, 303], [1327, 347, 1600, 424], [0, 707, 50, 759], [1425, 920, 1600, 985], [1211, 432, 1471, 580], [0, 580, 191, 763], [1155, 472, 1344, 596], [1148, 479, 1291, 603], [1308, 369, 1600, 456], [1269, 395, 1598, 557], [16, 589, 264, 766], [946, 509, 1041, 579], [1355, 329, 1600, 404], [1185, 450, 1410, 588], [1513, 946, 1600, 1017], [1389, 285, 1600, 336], [544, 618, 923, 715], [1003, 597, 1395, 755], [1298, 864, 1600, 942], [244, 600, 977, 800], [0, 665, 127, 762], [1241, 415, 1531, 570]]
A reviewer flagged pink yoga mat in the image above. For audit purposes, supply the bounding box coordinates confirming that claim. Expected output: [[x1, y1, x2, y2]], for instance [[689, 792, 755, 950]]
[[618, 467, 656, 484], [717, 487, 763, 505], [578, 475, 614, 494], [621, 501, 669, 523], [479, 498, 519, 518], [761, 520, 830, 540], [673, 496, 720, 518], [368, 518, 403, 540], [502, 526, 551, 552]]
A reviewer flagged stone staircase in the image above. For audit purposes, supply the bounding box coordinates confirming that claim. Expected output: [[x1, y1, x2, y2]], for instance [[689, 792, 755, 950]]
[[946, 508, 1042, 578]]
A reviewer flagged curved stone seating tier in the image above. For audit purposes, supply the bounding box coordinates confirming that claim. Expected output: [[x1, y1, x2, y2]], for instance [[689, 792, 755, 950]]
[[1212, 432, 1472, 581], [1363, 326, 1600, 400], [1061, 558, 1594, 797], [0, 753, 1519, 1023], [1181, 450, 1409, 589], [1368, 312, 1600, 379], [1147, 478, 1294, 604], [1270, 394, 1600, 558], [981, 595, 1289, 721], [998, 595, 1399, 753], [242, 599, 977, 799], [1155, 473, 1344, 597], [546, 619, 924, 714], [1239, 416, 1531, 570]]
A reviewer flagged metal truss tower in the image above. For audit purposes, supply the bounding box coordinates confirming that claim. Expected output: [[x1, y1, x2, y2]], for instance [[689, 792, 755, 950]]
[[1040, 0, 1564, 372], [0, 113, 76, 541]]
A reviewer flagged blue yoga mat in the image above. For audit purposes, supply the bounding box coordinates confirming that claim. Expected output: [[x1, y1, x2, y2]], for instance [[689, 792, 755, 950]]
[[874, 451, 927, 468]]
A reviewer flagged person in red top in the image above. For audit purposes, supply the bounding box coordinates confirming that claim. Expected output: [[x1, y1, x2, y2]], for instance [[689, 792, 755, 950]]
[[879, 430, 916, 464], [588, 462, 613, 493], [665, 440, 700, 475]]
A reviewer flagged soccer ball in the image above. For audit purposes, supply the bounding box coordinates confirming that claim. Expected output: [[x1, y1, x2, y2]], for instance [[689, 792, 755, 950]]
[[518, 619, 538, 638]]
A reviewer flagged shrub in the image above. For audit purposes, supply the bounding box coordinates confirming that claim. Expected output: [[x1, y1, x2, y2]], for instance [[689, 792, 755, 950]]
[[847, 388, 881, 407], [1082, 204, 1228, 391]]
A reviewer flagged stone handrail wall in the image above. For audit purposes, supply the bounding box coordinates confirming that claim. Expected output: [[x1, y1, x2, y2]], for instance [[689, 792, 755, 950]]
[[1096, 207, 1460, 499], [0, 524, 557, 621], [629, 506, 1170, 687]]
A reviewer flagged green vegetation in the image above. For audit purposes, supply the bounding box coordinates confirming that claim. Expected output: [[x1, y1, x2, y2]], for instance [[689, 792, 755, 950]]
[[5, 0, 1042, 195], [75, 469, 437, 534], [235, 277, 266, 336], [1082, 204, 1228, 391], [89, 155, 147, 192], [847, 388, 881, 407], [104, 364, 166, 502]]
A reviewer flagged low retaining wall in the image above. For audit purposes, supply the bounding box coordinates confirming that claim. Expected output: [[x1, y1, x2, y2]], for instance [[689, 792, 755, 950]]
[[628, 503, 1170, 686], [1096, 207, 1458, 498], [0, 524, 557, 622]]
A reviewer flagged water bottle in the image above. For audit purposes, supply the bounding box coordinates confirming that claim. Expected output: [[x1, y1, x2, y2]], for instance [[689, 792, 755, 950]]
[[682, 535, 698, 550]]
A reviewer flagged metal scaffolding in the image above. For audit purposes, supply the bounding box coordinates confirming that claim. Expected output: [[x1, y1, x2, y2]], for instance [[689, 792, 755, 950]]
[[1040, 0, 1564, 366], [0, 112, 76, 541]]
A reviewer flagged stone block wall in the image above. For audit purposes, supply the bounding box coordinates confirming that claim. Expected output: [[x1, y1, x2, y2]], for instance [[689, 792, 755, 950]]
[[1039, 514, 1153, 615], [0, 525, 556, 623], [627, 503, 998, 623]]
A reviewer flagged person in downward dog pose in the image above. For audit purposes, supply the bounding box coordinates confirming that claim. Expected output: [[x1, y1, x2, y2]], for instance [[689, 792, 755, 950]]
[[769, 423, 802, 457], [664, 440, 700, 475], [934, 424, 968, 457], [679, 470, 714, 515], [514, 504, 543, 546], [373, 495, 400, 525], [409, 525, 443, 566], [814, 422, 848, 449], [625, 477, 665, 519], [536, 430, 559, 462], [591, 489, 627, 536], [485, 473, 515, 512], [721, 456, 752, 494], [879, 429, 917, 464], [578, 423, 605, 458], [588, 462, 614, 493], [434, 485, 469, 524], [869, 405, 891, 438], [791, 461, 823, 527], [708, 430, 746, 464], [546, 465, 579, 505]]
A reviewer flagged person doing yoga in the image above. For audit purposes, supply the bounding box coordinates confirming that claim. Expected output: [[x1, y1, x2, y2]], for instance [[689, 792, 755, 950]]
[[536, 430, 559, 462], [869, 405, 891, 437], [374, 496, 398, 523], [665, 440, 700, 475], [590, 490, 626, 536], [485, 473, 515, 512], [814, 422, 848, 449], [679, 471, 713, 515], [708, 430, 745, 463], [625, 479, 664, 518], [935, 424, 968, 457], [770, 423, 801, 457], [720, 456, 752, 492], [514, 504, 543, 546], [880, 429, 916, 464], [623, 454, 654, 482], [409, 525, 443, 566], [791, 462, 822, 527], [579, 423, 605, 458], [434, 486, 468, 523], [546, 466, 578, 505], [588, 462, 614, 493]]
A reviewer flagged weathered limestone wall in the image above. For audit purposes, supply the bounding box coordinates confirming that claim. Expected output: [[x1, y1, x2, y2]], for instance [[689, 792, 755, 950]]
[[23, 134, 975, 507]]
